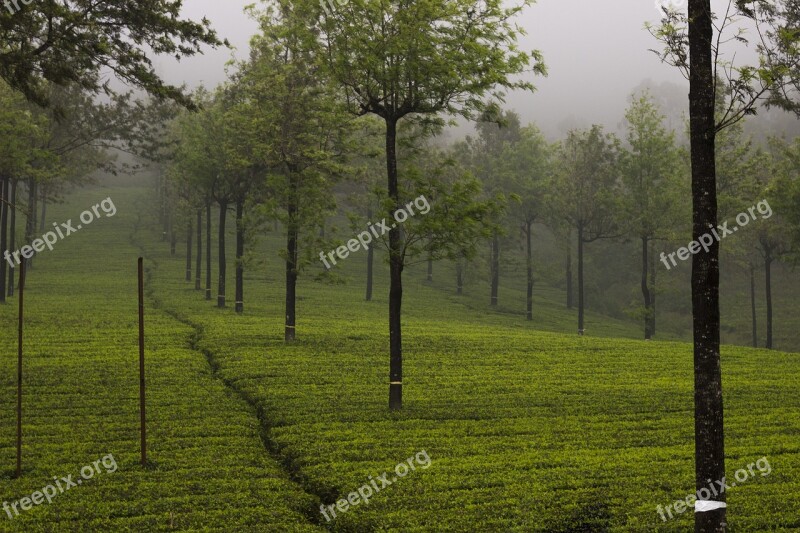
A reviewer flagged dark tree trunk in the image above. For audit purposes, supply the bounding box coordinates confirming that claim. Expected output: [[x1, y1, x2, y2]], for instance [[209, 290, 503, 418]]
[[366, 244, 374, 302], [39, 185, 46, 232], [577, 225, 585, 335], [456, 260, 464, 295], [366, 208, 374, 302], [750, 265, 757, 348], [650, 240, 657, 337], [235, 199, 244, 315], [525, 221, 533, 321], [195, 209, 202, 290], [386, 118, 403, 411], [24, 178, 37, 270], [688, 1, 726, 529], [490, 232, 499, 307], [641, 236, 653, 340], [217, 200, 227, 308], [8, 179, 16, 297], [285, 190, 298, 341], [185, 218, 193, 282], [169, 211, 176, 256], [206, 202, 212, 301], [161, 176, 169, 240], [427, 256, 433, 282], [765, 253, 773, 350], [0, 176, 8, 303], [566, 241, 573, 309]]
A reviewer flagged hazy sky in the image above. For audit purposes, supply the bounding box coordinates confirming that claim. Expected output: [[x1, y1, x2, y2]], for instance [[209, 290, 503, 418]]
[[161, 0, 689, 138]]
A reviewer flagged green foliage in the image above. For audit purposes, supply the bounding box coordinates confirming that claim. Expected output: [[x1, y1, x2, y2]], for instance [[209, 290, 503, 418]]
[[648, 1, 800, 128], [317, 0, 545, 122], [239, 1, 353, 271], [0, 0, 226, 108], [498, 123, 552, 227], [619, 91, 684, 241], [551, 125, 621, 242]]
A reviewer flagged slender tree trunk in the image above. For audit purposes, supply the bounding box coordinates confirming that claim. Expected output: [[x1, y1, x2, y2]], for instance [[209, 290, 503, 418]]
[[750, 265, 757, 348], [577, 226, 585, 335], [7, 180, 16, 297], [217, 200, 227, 308], [168, 209, 176, 256], [185, 218, 193, 282], [195, 209, 202, 290], [490, 232, 499, 307], [366, 244, 374, 302], [688, 1, 726, 529], [456, 259, 464, 295], [650, 240, 657, 337], [235, 199, 244, 314], [161, 175, 169, 241], [566, 244, 573, 309], [206, 202, 212, 301], [24, 178, 37, 270], [642, 236, 653, 340], [765, 253, 773, 350], [158, 176, 166, 237], [285, 189, 298, 341], [526, 221, 533, 321], [39, 186, 46, 232], [386, 118, 403, 410], [0, 176, 8, 303], [366, 208, 374, 302], [427, 256, 433, 282]]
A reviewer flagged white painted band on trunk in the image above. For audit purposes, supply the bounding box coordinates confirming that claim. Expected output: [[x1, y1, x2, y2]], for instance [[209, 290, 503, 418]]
[[695, 500, 727, 512]]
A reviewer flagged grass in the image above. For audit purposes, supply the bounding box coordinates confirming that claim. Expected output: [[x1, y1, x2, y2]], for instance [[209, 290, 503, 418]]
[[0, 185, 797, 531], [0, 186, 323, 532]]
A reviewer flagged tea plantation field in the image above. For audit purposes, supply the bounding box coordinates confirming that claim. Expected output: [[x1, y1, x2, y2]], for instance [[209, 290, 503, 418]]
[[0, 186, 799, 531]]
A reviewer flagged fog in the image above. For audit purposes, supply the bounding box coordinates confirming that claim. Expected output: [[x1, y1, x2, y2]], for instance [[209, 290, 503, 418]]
[[159, 0, 692, 139], [155, 0, 797, 143]]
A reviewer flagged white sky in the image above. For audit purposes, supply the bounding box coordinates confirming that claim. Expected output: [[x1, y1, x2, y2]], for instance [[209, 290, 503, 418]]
[[158, 1, 702, 137]]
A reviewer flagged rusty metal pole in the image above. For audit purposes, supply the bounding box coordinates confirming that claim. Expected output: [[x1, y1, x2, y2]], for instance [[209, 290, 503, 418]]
[[138, 257, 146, 466], [16, 259, 25, 478]]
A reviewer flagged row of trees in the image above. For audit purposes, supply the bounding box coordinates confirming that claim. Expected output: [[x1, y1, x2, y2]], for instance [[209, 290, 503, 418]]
[[156, 1, 800, 418], [158, 0, 543, 412], [0, 81, 156, 299], [430, 91, 794, 351]]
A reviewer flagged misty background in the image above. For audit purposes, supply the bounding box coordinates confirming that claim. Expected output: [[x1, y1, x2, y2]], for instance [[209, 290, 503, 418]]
[[159, 0, 694, 139]]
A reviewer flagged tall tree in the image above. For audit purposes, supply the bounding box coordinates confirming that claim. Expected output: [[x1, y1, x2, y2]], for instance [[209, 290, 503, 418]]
[[470, 110, 522, 308], [171, 91, 230, 308], [242, 1, 348, 338], [620, 92, 683, 339], [651, 1, 800, 529], [498, 124, 551, 320], [318, 0, 544, 409], [552, 125, 620, 336]]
